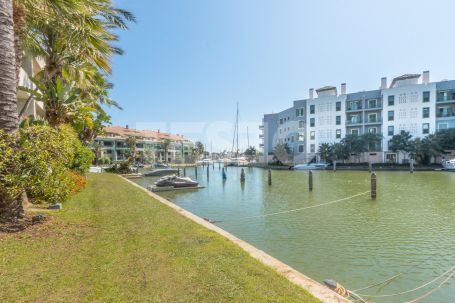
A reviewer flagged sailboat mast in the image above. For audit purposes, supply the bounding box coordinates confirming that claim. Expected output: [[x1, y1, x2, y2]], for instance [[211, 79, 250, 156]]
[[247, 126, 250, 148], [236, 102, 239, 157]]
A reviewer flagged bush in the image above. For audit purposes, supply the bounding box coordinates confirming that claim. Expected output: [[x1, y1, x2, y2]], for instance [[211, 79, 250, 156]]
[[19, 125, 77, 204], [105, 161, 132, 174], [0, 131, 23, 221], [68, 171, 87, 194], [60, 125, 94, 175]]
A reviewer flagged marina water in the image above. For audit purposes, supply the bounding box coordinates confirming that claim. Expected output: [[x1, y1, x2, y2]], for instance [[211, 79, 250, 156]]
[[135, 167, 455, 302]]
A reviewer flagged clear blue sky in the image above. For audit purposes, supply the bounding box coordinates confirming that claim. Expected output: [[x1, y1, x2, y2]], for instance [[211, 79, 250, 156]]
[[108, 0, 455, 152]]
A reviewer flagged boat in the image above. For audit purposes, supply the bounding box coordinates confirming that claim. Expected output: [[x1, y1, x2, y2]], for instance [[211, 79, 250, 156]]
[[227, 157, 249, 167], [196, 159, 213, 166], [154, 162, 169, 168], [442, 159, 455, 171], [293, 163, 329, 170], [154, 175, 198, 188], [144, 168, 178, 176]]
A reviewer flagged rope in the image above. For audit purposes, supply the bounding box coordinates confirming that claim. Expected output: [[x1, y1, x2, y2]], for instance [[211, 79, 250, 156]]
[[215, 191, 370, 223], [404, 269, 455, 303], [358, 265, 455, 298], [353, 273, 403, 291]]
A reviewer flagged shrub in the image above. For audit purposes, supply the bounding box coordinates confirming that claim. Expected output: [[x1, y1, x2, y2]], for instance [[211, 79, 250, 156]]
[[60, 125, 94, 175], [68, 171, 87, 194], [19, 125, 76, 204], [105, 161, 132, 174], [0, 131, 23, 221]]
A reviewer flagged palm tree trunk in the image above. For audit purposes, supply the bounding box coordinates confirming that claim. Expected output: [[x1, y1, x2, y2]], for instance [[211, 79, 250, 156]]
[[0, 0, 19, 133], [13, 0, 25, 84]]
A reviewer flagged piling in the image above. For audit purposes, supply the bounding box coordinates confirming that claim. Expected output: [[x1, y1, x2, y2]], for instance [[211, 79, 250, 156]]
[[368, 162, 372, 173], [268, 169, 272, 186], [222, 168, 227, 180], [183, 167, 186, 176], [219, 162, 221, 169], [309, 170, 313, 191], [333, 161, 337, 172], [195, 166, 198, 179], [371, 172, 377, 200], [410, 159, 414, 173], [177, 168, 180, 176], [207, 165, 209, 180], [213, 162, 215, 170], [240, 168, 245, 183]]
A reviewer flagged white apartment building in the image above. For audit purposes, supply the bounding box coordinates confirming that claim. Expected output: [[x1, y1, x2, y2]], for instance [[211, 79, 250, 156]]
[[260, 71, 455, 164]]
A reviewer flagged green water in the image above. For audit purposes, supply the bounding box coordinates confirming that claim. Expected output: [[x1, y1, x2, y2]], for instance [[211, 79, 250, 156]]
[[135, 167, 455, 302]]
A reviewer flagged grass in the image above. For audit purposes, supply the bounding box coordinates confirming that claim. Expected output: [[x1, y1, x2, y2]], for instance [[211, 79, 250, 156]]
[[0, 173, 321, 303]]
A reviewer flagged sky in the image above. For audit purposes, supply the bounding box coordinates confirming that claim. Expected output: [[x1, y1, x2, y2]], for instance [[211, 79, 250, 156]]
[[108, 0, 455, 152]]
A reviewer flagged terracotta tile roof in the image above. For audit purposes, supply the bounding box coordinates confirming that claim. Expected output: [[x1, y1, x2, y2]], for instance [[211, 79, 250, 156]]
[[390, 74, 421, 88], [102, 126, 187, 142], [316, 86, 337, 92]]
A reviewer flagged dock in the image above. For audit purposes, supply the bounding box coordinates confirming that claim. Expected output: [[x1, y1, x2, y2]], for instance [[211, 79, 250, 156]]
[[148, 185, 205, 192]]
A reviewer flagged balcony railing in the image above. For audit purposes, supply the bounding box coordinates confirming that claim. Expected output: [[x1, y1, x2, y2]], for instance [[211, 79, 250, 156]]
[[365, 117, 383, 124], [259, 134, 264, 139], [346, 105, 363, 111], [436, 112, 455, 118], [259, 124, 264, 130], [437, 98, 455, 103], [346, 119, 363, 125], [364, 103, 382, 110]]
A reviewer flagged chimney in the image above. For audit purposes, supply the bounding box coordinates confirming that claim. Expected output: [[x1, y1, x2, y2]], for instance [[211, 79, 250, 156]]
[[309, 88, 314, 99], [125, 124, 129, 129], [381, 77, 387, 89], [422, 71, 430, 85], [341, 83, 346, 95]]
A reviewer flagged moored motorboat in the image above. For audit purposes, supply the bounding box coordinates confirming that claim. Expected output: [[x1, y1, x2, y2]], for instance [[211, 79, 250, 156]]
[[442, 159, 455, 171], [226, 157, 249, 167], [154, 175, 198, 188], [144, 168, 178, 176], [293, 163, 329, 170], [154, 162, 169, 168]]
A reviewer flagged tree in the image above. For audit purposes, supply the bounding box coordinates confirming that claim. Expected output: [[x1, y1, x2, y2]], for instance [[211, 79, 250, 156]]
[[143, 144, 155, 164], [342, 134, 367, 162], [192, 141, 205, 162], [125, 136, 137, 165], [318, 143, 332, 163], [162, 139, 171, 163], [92, 142, 102, 166], [361, 133, 383, 152], [244, 146, 257, 161], [0, 0, 19, 133], [272, 143, 292, 165], [330, 143, 350, 163], [388, 131, 413, 163]]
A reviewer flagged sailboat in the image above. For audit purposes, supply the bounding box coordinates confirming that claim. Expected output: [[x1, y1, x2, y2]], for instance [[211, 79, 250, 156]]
[[226, 103, 249, 167]]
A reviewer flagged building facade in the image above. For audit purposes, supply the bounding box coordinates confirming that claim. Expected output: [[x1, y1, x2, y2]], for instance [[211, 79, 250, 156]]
[[260, 71, 455, 164], [95, 126, 195, 164]]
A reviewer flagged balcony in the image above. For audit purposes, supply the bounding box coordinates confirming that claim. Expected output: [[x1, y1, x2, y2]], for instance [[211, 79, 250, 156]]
[[346, 119, 363, 125], [365, 117, 382, 124], [436, 111, 455, 118], [346, 105, 363, 112], [259, 124, 264, 130], [259, 134, 264, 139], [259, 143, 264, 148], [364, 103, 382, 110]]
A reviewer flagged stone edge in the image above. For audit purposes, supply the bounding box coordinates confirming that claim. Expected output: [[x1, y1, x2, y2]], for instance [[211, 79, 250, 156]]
[[120, 175, 351, 303]]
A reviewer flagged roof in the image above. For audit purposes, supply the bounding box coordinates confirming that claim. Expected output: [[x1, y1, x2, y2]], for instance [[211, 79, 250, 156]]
[[390, 74, 421, 88], [436, 80, 455, 90], [316, 86, 337, 93], [346, 89, 381, 101], [101, 126, 187, 142]]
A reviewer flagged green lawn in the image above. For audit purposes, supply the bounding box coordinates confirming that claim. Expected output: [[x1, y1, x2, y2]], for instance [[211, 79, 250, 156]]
[[0, 173, 321, 302]]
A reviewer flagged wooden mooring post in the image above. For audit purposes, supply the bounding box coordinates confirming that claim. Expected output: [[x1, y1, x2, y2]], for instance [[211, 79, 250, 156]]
[[222, 167, 227, 180], [195, 166, 198, 179], [183, 167, 186, 176], [410, 159, 414, 173], [333, 161, 337, 172], [368, 162, 372, 173], [177, 168, 180, 176], [371, 172, 377, 200], [240, 168, 245, 183], [309, 170, 313, 191], [207, 165, 209, 180], [268, 169, 272, 186]]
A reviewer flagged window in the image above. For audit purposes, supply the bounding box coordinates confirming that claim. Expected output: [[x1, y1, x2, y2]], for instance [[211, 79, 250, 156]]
[[388, 126, 394, 136], [438, 122, 448, 130], [422, 123, 430, 134], [351, 129, 359, 135], [388, 110, 394, 121], [279, 129, 282, 134], [298, 145, 304, 153], [310, 144, 315, 153], [368, 127, 377, 134], [368, 113, 377, 123], [295, 109, 299, 117], [336, 129, 341, 139], [423, 91, 430, 102], [310, 105, 315, 114], [336, 102, 341, 111], [310, 131, 315, 140], [291, 136, 294, 143], [336, 116, 341, 125], [298, 133, 304, 141], [299, 120, 305, 128], [388, 95, 395, 106], [279, 118, 283, 124], [310, 118, 315, 127], [368, 99, 377, 109], [423, 107, 430, 118]]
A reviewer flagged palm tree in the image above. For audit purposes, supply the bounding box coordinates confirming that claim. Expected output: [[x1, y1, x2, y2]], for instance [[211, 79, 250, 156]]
[[162, 139, 171, 163], [0, 0, 19, 133], [272, 143, 292, 165], [318, 143, 332, 163], [388, 131, 413, 163]]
